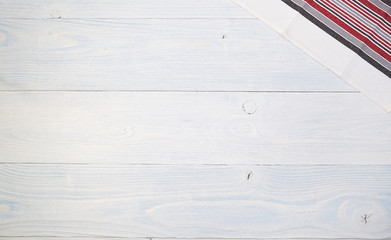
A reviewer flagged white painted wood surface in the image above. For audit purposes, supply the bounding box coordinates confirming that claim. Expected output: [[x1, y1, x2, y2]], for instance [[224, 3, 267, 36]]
[[232, 0, 298, 33], [233, 0, 391, 112], [0, 0, 389, 239], [0, 238, 371, 240], [1, 164, 390, 238], [0, 238, 375, 240], [0, 0, 253, 19], [0, 92, 390, 164], [0, 19, 353, 91]]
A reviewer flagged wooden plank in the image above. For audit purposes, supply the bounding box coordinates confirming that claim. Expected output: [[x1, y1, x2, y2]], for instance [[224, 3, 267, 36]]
[[0, 238, 375, 240], [0, 164, 390, 238], [0, 238, 368, 240], [0, 19, 353, 91], [0, 92, 390, 164], [232, 0, 299, 33], [0, 0, 253, 19]]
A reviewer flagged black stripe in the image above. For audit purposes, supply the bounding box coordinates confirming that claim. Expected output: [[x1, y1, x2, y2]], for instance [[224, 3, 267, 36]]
[[282, 0, 391, 78], [338, 0, 391, 44], [381, 0, 391, 7], [313, 0, 391, 55], [353, 0, 391, 29]]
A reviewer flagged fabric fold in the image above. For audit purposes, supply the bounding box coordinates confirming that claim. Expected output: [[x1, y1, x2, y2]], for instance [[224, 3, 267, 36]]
[[233, 0, 391, 112]]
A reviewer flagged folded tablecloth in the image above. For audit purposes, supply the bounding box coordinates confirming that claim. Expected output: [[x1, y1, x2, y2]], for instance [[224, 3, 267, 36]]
[[233, 0, 391, 112]]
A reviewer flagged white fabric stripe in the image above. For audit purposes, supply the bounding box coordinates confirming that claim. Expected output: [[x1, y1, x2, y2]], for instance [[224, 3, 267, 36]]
[[233, 0, 391, 111], [285, 13, 356, 74], [232, 0, 298, 33], [289, 0, 391, 69], [332, 0, 391, 43], [348, 0, 391, 36], [355, 0, 391, 28], [319, 0, 391, 54], [343, 54, 391, 112], [331, 0, 391, 61], [352, 0, 391, 31], [314, 0, 391, 66], [371, 0, 391, 13]]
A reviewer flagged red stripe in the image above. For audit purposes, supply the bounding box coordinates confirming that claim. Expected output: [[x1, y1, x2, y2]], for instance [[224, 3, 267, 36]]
[[343, 0, 391, 36], [305, 0, 391, 61], [311, 0, 391, 55], [323, 0, 391, 51], [357, 0, 391, 21]]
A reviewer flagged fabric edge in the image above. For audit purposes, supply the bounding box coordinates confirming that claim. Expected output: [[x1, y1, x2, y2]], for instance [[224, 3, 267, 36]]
[[232, 0, 391, 113], [281, 0, 391, 79], [231, 0, 298, 33], [343, 55, 391, 113]]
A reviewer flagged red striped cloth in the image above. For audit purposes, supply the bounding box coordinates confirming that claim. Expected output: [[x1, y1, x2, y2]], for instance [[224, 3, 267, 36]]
[[282, 0, 391, 77]]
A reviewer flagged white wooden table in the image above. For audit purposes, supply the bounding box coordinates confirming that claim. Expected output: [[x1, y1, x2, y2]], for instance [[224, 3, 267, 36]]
[[0, 1, 390, 239]]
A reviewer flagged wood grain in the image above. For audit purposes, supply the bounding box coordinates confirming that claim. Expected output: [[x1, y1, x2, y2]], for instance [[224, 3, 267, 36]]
[[1, 1, 388, 240], [0, 92, 390, 164], [0, 239, 366, 240], [0, 19, 353, 91], [0, 0, 253, 19], [0, 164, 390, 238], [0, 239, 371, 240], [0, 239, 368, 240]]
